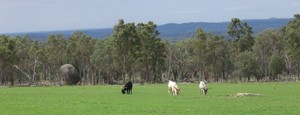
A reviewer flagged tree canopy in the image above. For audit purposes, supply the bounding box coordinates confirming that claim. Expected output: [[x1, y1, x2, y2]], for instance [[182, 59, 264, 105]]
[[1, 14, 300, 86]]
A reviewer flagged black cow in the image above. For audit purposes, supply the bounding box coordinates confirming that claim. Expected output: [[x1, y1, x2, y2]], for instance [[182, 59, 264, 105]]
[[121, 81, 133, 94]]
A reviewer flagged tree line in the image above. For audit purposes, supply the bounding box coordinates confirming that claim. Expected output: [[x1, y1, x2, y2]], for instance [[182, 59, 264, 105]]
[[1, 14, 300, 86]]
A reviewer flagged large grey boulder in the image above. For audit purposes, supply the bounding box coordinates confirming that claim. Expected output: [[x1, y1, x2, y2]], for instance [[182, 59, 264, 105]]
[[59, 64, 80, 85]]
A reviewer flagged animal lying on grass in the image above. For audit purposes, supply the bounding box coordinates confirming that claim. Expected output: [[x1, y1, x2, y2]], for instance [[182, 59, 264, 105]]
[[121, 81, 133, 94], [168, 80, 180, 95], [199, 81, 209, 95]]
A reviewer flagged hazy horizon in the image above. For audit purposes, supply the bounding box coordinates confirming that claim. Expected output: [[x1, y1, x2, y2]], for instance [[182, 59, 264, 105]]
[[1, 0, 299, 33], [2, 17, 292, 34]]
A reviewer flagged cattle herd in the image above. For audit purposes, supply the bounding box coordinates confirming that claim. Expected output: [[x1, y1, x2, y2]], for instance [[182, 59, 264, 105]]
[[121, 80, 209, 96]]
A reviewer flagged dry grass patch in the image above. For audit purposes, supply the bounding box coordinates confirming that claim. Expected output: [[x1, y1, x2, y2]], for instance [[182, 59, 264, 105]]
[[233, 92, 262, 97]]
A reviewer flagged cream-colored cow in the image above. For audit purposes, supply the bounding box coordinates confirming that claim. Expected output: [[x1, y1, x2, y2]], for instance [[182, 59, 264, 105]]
[[199, 81, 209, 95], [168, 80, 180, 95]]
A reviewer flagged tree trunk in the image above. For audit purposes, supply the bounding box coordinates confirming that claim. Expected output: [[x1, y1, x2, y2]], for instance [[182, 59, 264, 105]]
[[122, 55, 126, 84], [297, 61, 300, 78]]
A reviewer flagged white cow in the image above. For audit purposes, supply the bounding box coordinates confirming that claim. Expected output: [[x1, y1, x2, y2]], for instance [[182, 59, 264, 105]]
[[168, 80, 180, 95], [199, 81, 209, 95]]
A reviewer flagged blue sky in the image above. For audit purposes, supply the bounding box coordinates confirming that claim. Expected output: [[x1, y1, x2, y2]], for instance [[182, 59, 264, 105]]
[[0, 0, 299, 33]]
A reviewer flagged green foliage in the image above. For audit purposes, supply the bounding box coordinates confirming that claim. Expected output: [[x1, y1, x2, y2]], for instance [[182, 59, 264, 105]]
[[167, 39, 195, 81], [0, 35, 16, 63], [227, 18, 244, 40], [2, 14, 300, 85], [112, 20, 165, 83], [253, 29, 284, 79], [284, 14, 300, 60], [90, 36, 120, 84], [112, 19, 139, 82], [234, 51, 261, 81], [270, 54, 284, 78], [0, 35, 18, 85], [136, 22, 165, 82], [228, 18, 254, 52], [44, 34, 67, 65], [281, 14, 300, 78]]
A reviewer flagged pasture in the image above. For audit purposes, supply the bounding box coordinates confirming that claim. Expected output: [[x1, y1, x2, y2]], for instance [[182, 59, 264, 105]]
[[0, 82, 300, 114]]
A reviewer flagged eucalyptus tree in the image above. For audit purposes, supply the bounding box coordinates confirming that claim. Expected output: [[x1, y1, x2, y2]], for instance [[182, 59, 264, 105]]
[[234, 51, 261, 81], [227, 18, 254, 52], [191, 28, 233, 81], [270, 54, 285, 80], [227, 18, 243, 41], [112, 19, 139, 83], [150, 38, 166, 82], [0, 35, 17, 85], [14, 37, 42, 83], [44, 34, 67, 82], [136, 22, 165, 83], [228, 18, 256, 80], [168, 39, 193, 81], [205, 35, 232, 81], [90, 36, 119, 84], [112, 20, 166, 83], [283, 14, 300, 78], [191, 28, 209, 80], [67, 31, 95, 84], [253, 29, 284, 80]]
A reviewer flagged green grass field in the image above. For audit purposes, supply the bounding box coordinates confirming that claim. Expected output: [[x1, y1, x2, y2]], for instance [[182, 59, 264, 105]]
[[1, 82, 300, 114]]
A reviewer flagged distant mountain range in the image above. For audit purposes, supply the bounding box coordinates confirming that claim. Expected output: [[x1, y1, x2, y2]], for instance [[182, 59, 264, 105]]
[[4, 18, 291, 41]]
